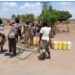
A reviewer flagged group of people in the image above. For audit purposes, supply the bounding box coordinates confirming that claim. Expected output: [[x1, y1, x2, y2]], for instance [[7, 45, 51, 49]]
[[0, 18, 52, 60]]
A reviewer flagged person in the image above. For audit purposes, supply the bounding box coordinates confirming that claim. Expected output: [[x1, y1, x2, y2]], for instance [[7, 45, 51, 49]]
[[37, 21, 42, 33], [8, 25, 17, 57], [0, 33, 6, 53], [29, 22, 34, 46], [0, 19, 6, 53], [36, 22, 42, 39], [32, 23, 37, 37], [0, 18, 3, 27], [32, 21, 42, 38], [10, 22, 15, 26], [13, 18, 22, 43], [22, 21, 32, 48], [39, 22, 52, 59]]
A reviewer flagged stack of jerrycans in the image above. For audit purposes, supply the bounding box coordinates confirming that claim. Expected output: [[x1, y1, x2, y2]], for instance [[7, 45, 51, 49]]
[[52, 41, 71, 50]]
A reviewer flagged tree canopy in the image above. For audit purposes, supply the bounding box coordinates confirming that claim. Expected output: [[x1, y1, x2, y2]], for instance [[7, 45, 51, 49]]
[[58, 11, 72, 22], [16, 14, 35, 22], [11, 2, 72, 26], [11, 14, 16, 18], [38, 2, 72, 27]]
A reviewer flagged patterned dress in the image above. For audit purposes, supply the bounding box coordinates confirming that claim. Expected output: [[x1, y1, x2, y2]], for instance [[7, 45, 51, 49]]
[[23, 24, 31, 42]]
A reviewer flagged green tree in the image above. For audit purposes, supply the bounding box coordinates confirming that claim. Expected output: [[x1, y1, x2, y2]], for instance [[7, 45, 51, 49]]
[[19, 14, 35, 22], [21, 15, 26, 22], [42, 1, 50, 9], [49, 5, 53, 11], [39, 3, 72, 35], [58, 11, 72, 22], [16, 14, 21, 20], [24, 14, 35, 22], [38, 7, 59, 37], [58, 11, 72, 32], [38, 7, 59, 27], [11, 14, 16, 18]]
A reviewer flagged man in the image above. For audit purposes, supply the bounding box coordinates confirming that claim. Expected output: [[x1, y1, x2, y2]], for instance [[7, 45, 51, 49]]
[[39, 22, 51, 59]]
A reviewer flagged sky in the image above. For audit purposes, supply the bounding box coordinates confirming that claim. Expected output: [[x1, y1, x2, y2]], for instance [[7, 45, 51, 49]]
[[0, 1, 75, 19]]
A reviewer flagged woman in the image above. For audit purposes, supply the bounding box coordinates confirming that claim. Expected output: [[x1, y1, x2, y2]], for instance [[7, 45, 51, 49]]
[[13, 18, 22, 43], [8, 25, 17, 57], [38, 22, 52, 60], [22, 21, 32, 48]]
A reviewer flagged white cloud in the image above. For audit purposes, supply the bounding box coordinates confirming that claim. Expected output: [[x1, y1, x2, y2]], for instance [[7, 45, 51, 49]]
[[0, 2, 42, 18], [1, 2, 75, 19], [20, 3, 29, 9], [19, 2, 41, 10], [60, 2, 72, 5], [2, 2, 17, 11], [18, 2, 42, 16], [3, 2, 17, 8]]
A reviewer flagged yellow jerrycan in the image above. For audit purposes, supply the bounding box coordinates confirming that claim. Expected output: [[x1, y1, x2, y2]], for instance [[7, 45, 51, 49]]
[[36, 37, 40, 46], [62, 41, 68, 50], [53, 41, 58, 50], [33, 37, 37, 46], [58, 41, 62, 50], [67, 41, 71, 50], [33, 37, 40, 46]]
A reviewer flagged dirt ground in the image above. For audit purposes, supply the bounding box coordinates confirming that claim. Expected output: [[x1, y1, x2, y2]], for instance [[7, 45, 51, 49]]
[[0, 24, 75, 75]]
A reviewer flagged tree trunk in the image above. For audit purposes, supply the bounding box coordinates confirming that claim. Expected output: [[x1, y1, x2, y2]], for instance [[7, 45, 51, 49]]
[[66, 24, 69, 32], [51, 25, 56, 38]]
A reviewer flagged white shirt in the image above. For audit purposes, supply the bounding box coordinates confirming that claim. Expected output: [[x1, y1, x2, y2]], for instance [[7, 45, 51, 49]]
[[40, 27, 51, 41]]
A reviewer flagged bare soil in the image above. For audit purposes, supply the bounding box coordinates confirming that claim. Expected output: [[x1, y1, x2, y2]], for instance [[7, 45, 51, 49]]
[[0, 23, 75, 75]]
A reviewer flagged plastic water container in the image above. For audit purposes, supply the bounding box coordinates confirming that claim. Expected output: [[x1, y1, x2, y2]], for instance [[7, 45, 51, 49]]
[[36, 37, 40, 45], [67, 42, 71, 50], [58, 41, 62, 50], [33, 37, 36, 46], [33, 37, 40, 46], [62, 41, 68, 50], [53, 41, 58, 50]]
